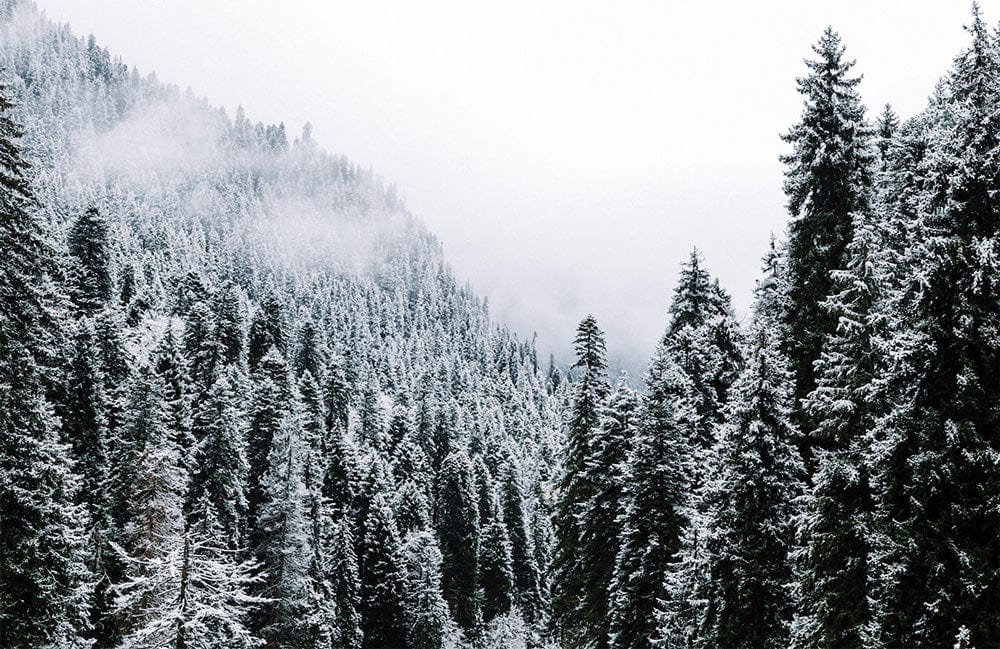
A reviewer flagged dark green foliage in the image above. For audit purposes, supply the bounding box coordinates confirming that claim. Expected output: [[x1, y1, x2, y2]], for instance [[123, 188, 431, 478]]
[[438, 448, 480, 631], [0, 81, 91, 649], [248, 293, 286, 370], [868, 7, 1000, 647], [67, 206, 113, 313], [551, 315, 610, 648], [780, 27, 875, 440], [360, 494, 408, 649]]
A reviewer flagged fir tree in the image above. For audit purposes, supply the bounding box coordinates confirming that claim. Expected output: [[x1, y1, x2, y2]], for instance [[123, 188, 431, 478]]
[[360, 493, 408, 649], [402, 530, 451, 649], [551, 315, 610, 648], [0, 81, 91, 649], [691, 299, 805, 649], [868, 7, 1000, 647], [116, 496, 264, 649], [189, 368, 249, 549], [67, 206, 113, 314], [498, 445, 542, 622], [789, 206, 885, 649], [607, 355, 689, 649], [254, 412, 314, 648], [578, 377, 638, 648], [329, 520, 363, 649], [437, 448, 481, 631], [479, 494, 516, 625], [246, 347, 292, 533], [248, 293, 285, 370], [780, 27, 875, 440]]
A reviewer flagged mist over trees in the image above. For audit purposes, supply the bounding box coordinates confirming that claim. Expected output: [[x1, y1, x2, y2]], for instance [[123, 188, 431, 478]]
[[0, 0, 996, 648]]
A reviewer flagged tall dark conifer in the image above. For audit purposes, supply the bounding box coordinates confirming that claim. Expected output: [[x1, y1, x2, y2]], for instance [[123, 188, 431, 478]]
[[869, 8, 1000, 647], [780, 28, 874, 443], [0, 81, 91, 649], [551, 315, 609, 648]]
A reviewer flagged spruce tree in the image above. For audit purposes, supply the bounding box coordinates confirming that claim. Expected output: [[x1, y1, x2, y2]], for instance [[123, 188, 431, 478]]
[[498, 444, 542, 622], [479, 494, 516, 625], [437, 447, 480, 631], [789, 207, 884, 649], [254, 412, 314, 648], [189, 368, 249, 548], [360, 493, 408, 649], [692, 299, 804, 649], [869, 8, 1000, 647], [577, 377, 638, 648], [67, 206, 113, 314], [551, 315, 609, 648], [0, 81, 91, 649], [329, 520, 363, 649], [402, 530, 452, 649], [607, 355, 689, 649], [247, 347, 292, 533], [248, 293, 285, 370], [780, 27, 874, 440]]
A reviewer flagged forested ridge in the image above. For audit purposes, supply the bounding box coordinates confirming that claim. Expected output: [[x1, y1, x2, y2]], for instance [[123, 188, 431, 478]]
[[0, 1, 997, 648]]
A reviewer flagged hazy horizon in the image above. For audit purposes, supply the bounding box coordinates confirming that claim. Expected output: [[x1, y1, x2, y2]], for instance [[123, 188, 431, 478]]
[[37, 0, 997, 373]]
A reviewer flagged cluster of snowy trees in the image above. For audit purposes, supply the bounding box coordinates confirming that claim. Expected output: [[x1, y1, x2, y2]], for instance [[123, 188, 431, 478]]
[[0, 1, 567, 647], [551, 8, 998, 649]]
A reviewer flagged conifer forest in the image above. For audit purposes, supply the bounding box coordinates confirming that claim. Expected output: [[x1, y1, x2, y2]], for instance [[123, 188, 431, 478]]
[[0, 1, 997, 648]]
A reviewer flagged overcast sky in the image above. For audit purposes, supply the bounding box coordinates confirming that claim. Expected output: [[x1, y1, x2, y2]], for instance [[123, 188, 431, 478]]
[[39, 0, 997, 372]]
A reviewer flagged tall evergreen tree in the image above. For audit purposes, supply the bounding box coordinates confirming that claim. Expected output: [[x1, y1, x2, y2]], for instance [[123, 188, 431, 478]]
[[254, 412, 314, 649], [402, 530, 451, 649], [248, 293, 285, 370], [246, 347, 292, 533], [577, 377, 638, 648], [0, 81, 91, 649], [329, 520, 363, 649], [607, 355, 689, 649], [551, 315, 610, 648], [683, 296, 804, 649], [479, 493, 516, 625], [437, 448, 481, 631], [498, 444, 542, 623], [359, 493, 408, 649], [67, 206, 113, 314], [868, 8, 1000, 647], [789, 206, 885, 649], [189, 368, 249, 548], [780, 27, 874, 440]]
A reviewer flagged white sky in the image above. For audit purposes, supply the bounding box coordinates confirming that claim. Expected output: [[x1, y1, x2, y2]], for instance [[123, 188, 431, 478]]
[[38, 0, 998, 371]]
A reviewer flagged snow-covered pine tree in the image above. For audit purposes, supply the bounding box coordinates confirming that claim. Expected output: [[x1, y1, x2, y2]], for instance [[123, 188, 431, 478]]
[[246, 346, 292, 535], [780, 27, 875, 445], [67, 206, 113, 314], [480, 490, 516, 625], [607, 354, 689, 649], [360, 492, 408, 649], [576, 375, 638, 648], [498, 441, 542, 623], [329, 519, 363, 649], [868, 7, 1000, 647], [189, 367, 249, 548], [438, 447, 481, 631], [248, 293, 286, 370], [551, 314, 610, 648], [114, 364, 188, 646], [663, 250, 743, 454], [0, 80, 91, 649], [692, 280, 805, 649], [253, 407, 315, 648], [402, 530, 452, 649], [212, 280, 246, 367], [789, 204, 886, 649]]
